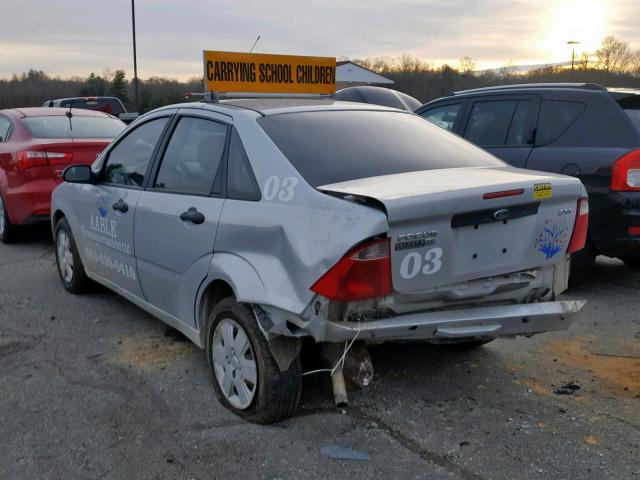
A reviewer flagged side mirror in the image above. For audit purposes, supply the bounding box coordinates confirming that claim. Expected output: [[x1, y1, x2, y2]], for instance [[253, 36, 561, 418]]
[[63, 165, 93, 184]]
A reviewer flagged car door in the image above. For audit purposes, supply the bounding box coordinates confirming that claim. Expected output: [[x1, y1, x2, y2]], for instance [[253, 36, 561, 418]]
[[76, 114, 171, 296], [460, 95, 540, 168], [133, 111, 229, 325]]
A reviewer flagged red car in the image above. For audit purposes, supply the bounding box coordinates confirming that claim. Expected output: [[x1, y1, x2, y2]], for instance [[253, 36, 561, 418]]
[[0, 107, 125, 242]]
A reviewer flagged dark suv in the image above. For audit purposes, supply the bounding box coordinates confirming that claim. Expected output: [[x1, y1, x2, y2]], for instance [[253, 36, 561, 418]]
[[42, 96, 139, 124], [416, 83, 640, 268]]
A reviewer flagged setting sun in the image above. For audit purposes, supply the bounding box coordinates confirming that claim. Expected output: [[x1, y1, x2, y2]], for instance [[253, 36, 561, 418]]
[[543, 0, 608, 60]]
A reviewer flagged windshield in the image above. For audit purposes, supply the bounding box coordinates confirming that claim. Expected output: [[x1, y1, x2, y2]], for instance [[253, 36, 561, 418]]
[[258, 110, 504, 187], [23, 115, 126, 139]]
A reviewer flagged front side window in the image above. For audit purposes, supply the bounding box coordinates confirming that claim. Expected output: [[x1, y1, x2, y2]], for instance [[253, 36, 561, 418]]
[[0, 117, 11, 142], [103, 117, 168, 187], [227, 128, 260, 201], [420, 104, 461, 131], [465, 100, 526, 146], [154, 117, 227, 195]]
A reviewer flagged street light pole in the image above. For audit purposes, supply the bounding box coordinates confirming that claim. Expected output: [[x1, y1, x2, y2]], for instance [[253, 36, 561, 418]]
[[567, 40, 580, 71], [131, 0, 140, 113]]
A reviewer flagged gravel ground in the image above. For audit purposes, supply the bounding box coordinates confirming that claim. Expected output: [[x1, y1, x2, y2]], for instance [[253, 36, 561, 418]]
[[1, 227, 639, 479]]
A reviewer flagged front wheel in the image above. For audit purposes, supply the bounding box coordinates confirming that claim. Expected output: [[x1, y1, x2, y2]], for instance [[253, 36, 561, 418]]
[[55, 218, 91, 293], [205, 299, 302, 424]]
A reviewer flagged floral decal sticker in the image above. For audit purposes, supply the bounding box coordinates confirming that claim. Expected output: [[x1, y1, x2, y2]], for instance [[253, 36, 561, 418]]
[[535, 219, 570, 259]]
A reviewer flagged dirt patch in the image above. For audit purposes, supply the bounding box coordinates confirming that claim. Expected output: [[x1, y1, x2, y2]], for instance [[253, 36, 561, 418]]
[[544, 338, 640, 397], [525, 379, 551, 396], [108, 332, 198, 372], [583, 435, 599, 446]]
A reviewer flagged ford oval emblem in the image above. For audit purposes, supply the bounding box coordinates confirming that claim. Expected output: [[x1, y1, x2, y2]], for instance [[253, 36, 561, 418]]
[[493, 209, 510, 221]]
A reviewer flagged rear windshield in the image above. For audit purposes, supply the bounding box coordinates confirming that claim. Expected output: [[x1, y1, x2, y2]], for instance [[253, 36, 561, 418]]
[[59, 99, 125, 116], [23, 116, 126, 139], [258, 110, 504, 187]]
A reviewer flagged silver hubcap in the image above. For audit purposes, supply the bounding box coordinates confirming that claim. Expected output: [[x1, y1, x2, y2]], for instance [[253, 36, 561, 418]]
[[212, 318, 258, 410], [0, 195, 5, 236], [56, 230, 74, 283]]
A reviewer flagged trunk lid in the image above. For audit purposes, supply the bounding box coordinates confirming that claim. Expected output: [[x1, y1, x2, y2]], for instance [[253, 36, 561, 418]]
[[37, 139, 110, 180], [319, 166, 583, 293]]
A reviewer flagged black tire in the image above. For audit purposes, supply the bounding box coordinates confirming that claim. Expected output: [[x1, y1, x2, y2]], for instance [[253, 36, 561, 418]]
[[619, 251, 640, 268], [205, 298, 302, 424], [54, 217, 91, 294], [0, 192, 19, 244], [569, 237, 597, 284]]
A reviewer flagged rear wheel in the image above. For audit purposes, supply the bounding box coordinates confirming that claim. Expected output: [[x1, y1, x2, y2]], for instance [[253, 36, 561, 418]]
[[619, 251, 640, 268], [570, 237, 597, 284], [205, 298, 302, 424], [55, 218, 91, 293], [0, 193, 18, 244]]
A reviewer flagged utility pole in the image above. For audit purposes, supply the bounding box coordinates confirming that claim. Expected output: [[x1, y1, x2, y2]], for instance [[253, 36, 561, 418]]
[[131, 0, 140, 113], [567, 40, 580, 71]]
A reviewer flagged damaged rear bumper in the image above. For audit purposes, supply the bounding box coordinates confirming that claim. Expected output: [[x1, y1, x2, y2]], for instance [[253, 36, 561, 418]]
[[323, 300, 585, 342]]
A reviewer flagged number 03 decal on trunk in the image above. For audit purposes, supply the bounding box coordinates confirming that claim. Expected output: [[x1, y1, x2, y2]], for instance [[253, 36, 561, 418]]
[[399, 248, 444, 279]]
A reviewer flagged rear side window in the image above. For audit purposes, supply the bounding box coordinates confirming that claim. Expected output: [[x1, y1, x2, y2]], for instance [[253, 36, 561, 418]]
[[227, 128, 260, 201], [420, 104, 461, 131], [22, 116, 125, 139], [103, 117, 168, 187], [154, 117, 227, 195], [465, 100, 532, 146], [536, 100, 586, 146], [0, 117, 11, 142], [258, 110, 504, 187]]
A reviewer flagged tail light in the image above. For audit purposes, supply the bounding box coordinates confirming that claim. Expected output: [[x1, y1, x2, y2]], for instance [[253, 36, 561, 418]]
[[311, 237, 392, 302], [611, 148, 640, 191], [16, 150, 73, 170], [567, 197, 589, 254]]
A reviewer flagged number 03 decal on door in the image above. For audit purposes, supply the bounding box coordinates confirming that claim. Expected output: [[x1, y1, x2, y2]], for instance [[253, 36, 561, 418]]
[[263, 176, 299, 202], [399, 247, 444, 279]]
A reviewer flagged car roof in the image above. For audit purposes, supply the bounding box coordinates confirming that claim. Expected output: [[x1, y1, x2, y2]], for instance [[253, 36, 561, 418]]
[[451, 83, 607, 96], [174, 98, 406, 116], [0, 107, 113, 118], [52, 96, 122, 102]]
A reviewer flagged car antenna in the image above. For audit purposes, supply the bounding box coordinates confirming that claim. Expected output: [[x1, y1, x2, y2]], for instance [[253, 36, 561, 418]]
[[249, 35, 261, 54], [65, 99, 73, 130]]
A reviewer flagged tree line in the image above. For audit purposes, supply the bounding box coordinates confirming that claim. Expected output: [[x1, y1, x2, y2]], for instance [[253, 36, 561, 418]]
[[1, 35, 639, 111]]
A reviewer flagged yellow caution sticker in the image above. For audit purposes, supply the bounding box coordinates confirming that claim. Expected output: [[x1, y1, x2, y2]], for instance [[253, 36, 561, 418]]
[[533, 183, 553, 199], [203, 51, 336, 94]]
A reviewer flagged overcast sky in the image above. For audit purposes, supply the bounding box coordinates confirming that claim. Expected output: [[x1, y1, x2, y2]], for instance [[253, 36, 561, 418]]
[[1, 0, 638, 80]]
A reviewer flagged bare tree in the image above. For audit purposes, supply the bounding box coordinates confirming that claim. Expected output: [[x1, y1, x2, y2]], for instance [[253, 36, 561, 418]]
[[629, 51, 640, 77], [595, 36, 632, 73], [576, 51, 591, 71], [498, 61, 517, 81], [459, 57, 476, 77]]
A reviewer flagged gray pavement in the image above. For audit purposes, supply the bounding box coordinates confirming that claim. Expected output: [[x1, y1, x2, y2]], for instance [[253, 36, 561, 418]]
[[1, 227, 639, 479]]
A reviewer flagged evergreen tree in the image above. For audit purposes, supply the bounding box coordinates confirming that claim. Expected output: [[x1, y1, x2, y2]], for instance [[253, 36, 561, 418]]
[[108, 69, 129, 104]]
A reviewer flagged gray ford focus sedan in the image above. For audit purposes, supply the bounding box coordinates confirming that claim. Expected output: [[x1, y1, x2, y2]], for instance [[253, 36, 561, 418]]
[[51, 98, 587, 423]]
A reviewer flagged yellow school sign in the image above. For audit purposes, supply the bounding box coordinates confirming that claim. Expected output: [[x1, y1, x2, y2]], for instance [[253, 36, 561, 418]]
[[203, 51, 336, 95]]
